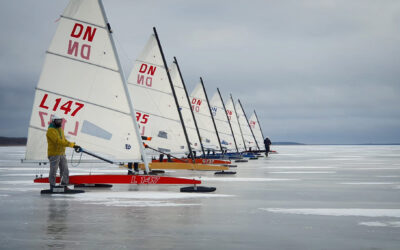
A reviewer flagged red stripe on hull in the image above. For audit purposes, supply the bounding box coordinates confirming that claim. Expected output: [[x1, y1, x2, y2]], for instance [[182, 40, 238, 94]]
[[34, 175, 201, 185], [152, 158, 231, 165]]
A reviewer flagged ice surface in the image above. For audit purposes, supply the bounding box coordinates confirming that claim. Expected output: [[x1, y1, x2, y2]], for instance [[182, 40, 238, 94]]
[[1, 145, 400, 250], [261, 208, 400, 218]]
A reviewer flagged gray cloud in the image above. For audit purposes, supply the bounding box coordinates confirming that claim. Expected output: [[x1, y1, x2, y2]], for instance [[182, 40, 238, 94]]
[[1, 0, 399, 143]]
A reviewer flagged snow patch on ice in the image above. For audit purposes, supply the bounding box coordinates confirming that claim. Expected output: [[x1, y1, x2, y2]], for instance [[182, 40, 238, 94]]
[[55, 191, 232, 207], [1, 174, 41, 177], [0, 180, 36, 185], [341, 168, 400, 170], [0, 194, 9, 197], [270, 171, 336, 174], [72, 168, 127, 173], [260, 208, 400, 218], [73, 191, 232, 200], [359, 221, 400, 227], [0, 187, 42, 192], [339, 182, 397, 185], [263, 166, 335, 169], [199, 177, 300, 182], [82, 201, 200, 207], [342, 162, 384, 165], [0, 168, 42, 171]]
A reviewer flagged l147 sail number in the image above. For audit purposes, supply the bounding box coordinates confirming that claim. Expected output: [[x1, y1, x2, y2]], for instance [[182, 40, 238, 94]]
[[39, 93, 84, 116]]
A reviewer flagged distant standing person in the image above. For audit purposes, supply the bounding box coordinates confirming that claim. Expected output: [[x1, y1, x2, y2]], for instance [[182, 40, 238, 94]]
[[264, 137, 271, 156], [46, 115, 80, 190]]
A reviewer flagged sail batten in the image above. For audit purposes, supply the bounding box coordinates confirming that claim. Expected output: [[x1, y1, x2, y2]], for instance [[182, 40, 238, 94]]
[[46, 51, 119, 72], [134, 60, 165, 68], [60, 15, 106, 29]]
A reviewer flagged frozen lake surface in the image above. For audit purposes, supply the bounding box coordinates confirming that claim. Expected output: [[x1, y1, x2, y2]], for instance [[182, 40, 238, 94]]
[[0, 145, 399, 249]]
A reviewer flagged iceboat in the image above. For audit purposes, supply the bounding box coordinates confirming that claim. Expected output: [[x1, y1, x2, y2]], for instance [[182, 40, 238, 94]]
[[23, 0, 209, 188], [125, 28, 232, 172]]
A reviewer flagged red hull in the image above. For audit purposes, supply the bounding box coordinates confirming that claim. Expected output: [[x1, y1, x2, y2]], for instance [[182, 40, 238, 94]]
[[34, 175, 201, 185], [152, 158, 231, 165]]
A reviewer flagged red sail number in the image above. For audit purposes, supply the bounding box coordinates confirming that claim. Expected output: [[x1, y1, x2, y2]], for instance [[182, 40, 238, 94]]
[[39, 94, 84, 117], [136, 112, 149, 124]]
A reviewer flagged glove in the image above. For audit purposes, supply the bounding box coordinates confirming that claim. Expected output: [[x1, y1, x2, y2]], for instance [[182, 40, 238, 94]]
[[73, 145, 82, 152]]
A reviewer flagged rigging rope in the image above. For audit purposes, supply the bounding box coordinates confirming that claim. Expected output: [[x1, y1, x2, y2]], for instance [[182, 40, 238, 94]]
[[70, 149, 83, 168]]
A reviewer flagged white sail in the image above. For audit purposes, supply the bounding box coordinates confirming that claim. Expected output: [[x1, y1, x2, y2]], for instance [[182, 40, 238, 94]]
[[225, 98, 246, 152], [249, 112, 266, 151], [189, 82, 220, 151], [25, 0, 144, 162], [209, 92, 236, 152], [127, 34, 188, 155], [169, 62, 202, 153], [236, 101, 259, 151]]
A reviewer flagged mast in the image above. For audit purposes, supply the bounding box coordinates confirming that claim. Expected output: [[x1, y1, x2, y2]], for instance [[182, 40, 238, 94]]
[[153, 27, 194, 162], [173, 57, 206, 157], [238, 99, 260, 150], [231, 94, 247, 151], [218, 88, 239, 153], [200, 77, 222, 152], [254, 110, 266, 141], [98, 0, 150, 173]]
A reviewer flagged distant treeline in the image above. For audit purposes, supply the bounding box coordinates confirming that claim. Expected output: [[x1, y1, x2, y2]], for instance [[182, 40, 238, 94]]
[[0, 137, 27, 146]]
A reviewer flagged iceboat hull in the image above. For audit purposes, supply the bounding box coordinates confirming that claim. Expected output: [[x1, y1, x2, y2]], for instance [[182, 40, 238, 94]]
[[34, 175, 201, 185], [152, 158, 231, 165], [139, 162, 229, 171]]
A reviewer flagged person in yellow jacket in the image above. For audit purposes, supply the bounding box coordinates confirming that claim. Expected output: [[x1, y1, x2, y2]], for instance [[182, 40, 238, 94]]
[[47, 115, 80, 189]]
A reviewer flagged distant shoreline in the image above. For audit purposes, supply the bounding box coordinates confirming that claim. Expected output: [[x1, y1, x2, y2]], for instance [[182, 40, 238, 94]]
[[0, 137, 27, 146], [0, 137, 399, 146]]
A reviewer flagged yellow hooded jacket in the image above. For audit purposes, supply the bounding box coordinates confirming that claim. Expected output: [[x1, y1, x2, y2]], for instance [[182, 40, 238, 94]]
[[46, 124, 75, 157]]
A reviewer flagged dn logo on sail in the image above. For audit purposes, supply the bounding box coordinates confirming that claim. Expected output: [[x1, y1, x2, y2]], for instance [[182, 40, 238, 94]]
[[137, 63, 156, 87], [67, 23, 97, 60]]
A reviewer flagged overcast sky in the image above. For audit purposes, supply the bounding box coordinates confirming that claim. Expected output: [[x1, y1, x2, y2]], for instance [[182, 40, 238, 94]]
[[1, 0, 399, 144]]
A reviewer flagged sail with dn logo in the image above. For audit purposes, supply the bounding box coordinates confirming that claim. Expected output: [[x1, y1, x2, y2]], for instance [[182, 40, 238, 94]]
[[25, 0, 208, 187], [25, 0, 145, 163], [189, 80, 221, 151], [127, 29, 188, 155], [169, 59, 203, 154]]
